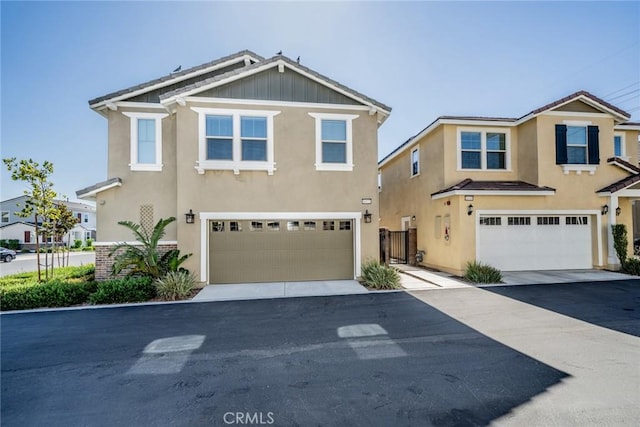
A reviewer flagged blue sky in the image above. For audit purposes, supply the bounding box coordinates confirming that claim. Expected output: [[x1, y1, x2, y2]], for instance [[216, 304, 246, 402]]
[[2, 1, 639, 201]]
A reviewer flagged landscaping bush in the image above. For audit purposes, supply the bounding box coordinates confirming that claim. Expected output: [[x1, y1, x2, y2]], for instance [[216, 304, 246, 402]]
[[73, 239, 82, 249], [464, 261, 502, 284], [622, 257, 640, 276], [612, 224, 628, 267], [81, 246, 95, 251], [155, 271, 196, 301], [0, 279, 97, 311], [88, 277, 156, 305], [85, 238, 93, 248], [361, 260, 401, 289], [0, 239, 20, 250]]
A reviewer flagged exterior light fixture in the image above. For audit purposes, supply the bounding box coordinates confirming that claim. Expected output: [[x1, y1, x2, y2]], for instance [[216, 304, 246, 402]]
[[601, 205, 609, 215], [364, 209, 372, 223], [411, 215, 416, 221], [616, 206, 621, 216], [185, 209, 195, 224], [467, 204, 474, 216]]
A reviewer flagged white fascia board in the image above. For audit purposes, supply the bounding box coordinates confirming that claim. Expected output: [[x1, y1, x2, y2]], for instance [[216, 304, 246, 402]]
[[199, 212, 363, 220], [89, 55, 260, 110], [163, 60, 389, 118], [617, 189, 640, 197], [115, 101, 169, 111], [607, 159, 639, 175], [615, 124, 640, 131], [517, 95, 629, 125], [185, 96, 372, 112], [77, 181, 122, 200], [431, 190, 555, 200]]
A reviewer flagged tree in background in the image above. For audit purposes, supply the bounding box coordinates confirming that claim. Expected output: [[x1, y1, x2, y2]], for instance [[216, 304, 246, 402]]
[[3, 157, 56, 281], [44, 202, 78, 268]]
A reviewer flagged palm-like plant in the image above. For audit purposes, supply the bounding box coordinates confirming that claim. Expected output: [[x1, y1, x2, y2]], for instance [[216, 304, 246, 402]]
[[109, 217, 191, 278]]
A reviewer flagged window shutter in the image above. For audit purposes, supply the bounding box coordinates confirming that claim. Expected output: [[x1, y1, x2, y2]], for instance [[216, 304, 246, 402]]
[[555, 124, 567, 164], [587, 126, 600, 165]]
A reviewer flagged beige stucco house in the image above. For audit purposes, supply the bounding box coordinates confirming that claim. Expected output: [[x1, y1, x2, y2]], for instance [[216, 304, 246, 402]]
[[77, 50, 391, 282], [379, 91, 640, 276]]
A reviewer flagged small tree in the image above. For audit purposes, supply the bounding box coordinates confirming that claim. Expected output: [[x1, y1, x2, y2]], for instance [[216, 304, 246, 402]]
[[611, 224, 628, 267], [45, 202, 78, 267], [109, 217, 191, 279], [3, 158, 56, 281]]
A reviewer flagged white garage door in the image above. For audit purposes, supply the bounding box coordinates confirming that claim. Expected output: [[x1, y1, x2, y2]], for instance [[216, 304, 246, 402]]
[[477, 215, 592, 271]]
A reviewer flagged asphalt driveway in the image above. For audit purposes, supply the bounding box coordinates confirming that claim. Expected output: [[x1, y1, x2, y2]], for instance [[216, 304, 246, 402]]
[[2, 280, 639, 426]]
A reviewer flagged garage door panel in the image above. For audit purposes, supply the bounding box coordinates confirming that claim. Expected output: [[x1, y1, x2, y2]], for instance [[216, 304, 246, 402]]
[[477, 215, 592, 271], [209, 219, 354, 284]]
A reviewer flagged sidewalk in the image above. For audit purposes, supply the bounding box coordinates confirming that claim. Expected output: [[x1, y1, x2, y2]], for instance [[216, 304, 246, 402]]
[[394, 264, 471, 290]]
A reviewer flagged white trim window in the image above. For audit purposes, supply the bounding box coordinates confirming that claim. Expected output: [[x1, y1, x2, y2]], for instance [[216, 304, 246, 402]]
[[1, 211, 9, 223], [411, 147, 420, 177], [191, 107, 280, 175], [614, 132, 626, 158], [122, 112, 168, 171], [457, 128, 510, 170], [309, 112, 358, 171]]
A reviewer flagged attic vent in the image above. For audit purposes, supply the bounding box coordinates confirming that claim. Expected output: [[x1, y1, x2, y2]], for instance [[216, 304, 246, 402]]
[[140, 205, 154, 235]]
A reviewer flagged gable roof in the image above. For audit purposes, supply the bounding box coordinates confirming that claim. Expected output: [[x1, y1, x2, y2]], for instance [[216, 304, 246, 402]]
[[380, 90, 634, 168], [607, 156, 640, 174], [431, 179, 556, 199], [76, 177, 123, 200], [89, 50, 264, 110], [159, 54, 391, 115], [520, 90, 631, 123], [597, 174, 640, 194]]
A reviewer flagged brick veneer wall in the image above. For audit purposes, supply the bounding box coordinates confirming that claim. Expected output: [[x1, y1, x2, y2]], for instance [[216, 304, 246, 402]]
[[94, 243, 178, 281]]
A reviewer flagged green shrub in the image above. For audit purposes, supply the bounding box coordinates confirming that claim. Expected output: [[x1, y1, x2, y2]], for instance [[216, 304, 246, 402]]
[[612, 224, 628, 267], [0, 265, 94, 289], [361, 260, 401, 289], [85, 238, 93, 247], [81, 246, 95, 252], [73, 239, 82, 249], [89, 277, 156, 305], [622, 257, 640, 276], [155, 271, 196, 301], [464, 261, 502, 283], [0, 279, 97, 311], [0, 239, 20, 250]]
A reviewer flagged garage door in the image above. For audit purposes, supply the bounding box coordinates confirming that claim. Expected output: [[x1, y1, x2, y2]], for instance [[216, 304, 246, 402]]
[[477, 215, 592, 271], [209, 219, 354, 284]]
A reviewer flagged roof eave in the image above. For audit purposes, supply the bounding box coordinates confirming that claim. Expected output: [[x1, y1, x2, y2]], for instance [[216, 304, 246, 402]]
[[88, 52, 262, 111], [431, 189, 556, 200]]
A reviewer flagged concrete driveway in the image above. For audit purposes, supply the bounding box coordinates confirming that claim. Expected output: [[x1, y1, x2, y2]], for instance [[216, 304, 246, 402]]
[[2, 280, 638, 426]]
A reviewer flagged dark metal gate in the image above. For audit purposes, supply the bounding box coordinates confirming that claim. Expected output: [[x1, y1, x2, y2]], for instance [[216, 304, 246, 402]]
[[380, 228, 416, 266]]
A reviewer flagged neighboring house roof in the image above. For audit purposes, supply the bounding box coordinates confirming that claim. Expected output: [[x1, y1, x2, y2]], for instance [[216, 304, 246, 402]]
[[379, 90, 634, 168], [89, 50, 264, 108], [0, 221, 38, 229], [523, 90, 630, 122], [159, 54, 392, 115], [76, 177, 122, 199], [596, 174, 640, 194], [431, 179, 556, 199], [607, 157, 640, 174]]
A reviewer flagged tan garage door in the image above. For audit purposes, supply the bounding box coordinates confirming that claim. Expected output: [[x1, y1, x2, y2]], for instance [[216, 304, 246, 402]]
[[209, 219, 354, 284]]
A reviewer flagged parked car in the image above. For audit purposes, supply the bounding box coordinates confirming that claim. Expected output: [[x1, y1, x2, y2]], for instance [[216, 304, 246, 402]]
[[1, 247, 17, 262]]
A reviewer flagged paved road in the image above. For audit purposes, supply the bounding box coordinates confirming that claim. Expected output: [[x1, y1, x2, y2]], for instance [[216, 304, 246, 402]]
[[0, 252, 95, 276], [2, 281, 639, 426]]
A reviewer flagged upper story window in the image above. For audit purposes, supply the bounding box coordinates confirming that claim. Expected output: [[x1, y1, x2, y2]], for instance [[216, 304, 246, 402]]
[[411, 147, 420, 177], [614, 133, 626, 158], [309, 112, 359, 171], [122, 112, 168, 172], [555, 123, 599, 174], [1, 211, 9, 223], [458, 128, 509, 170], [192, 107, 280, 175]]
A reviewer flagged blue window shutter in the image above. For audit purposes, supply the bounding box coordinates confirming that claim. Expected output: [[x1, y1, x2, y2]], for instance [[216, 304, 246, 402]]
[[587, 126, 600, 165], [555, 124, 567, 164]]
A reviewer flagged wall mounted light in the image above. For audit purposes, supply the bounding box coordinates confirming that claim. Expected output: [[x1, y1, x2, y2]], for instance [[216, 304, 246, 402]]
[[616, 206, 621, 216], [185, 209, 195, 224], [364, 209, 372, 223], [467, 204, 474, 216], [601, 204, 609, 215], [411, 215, 416, 221]]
